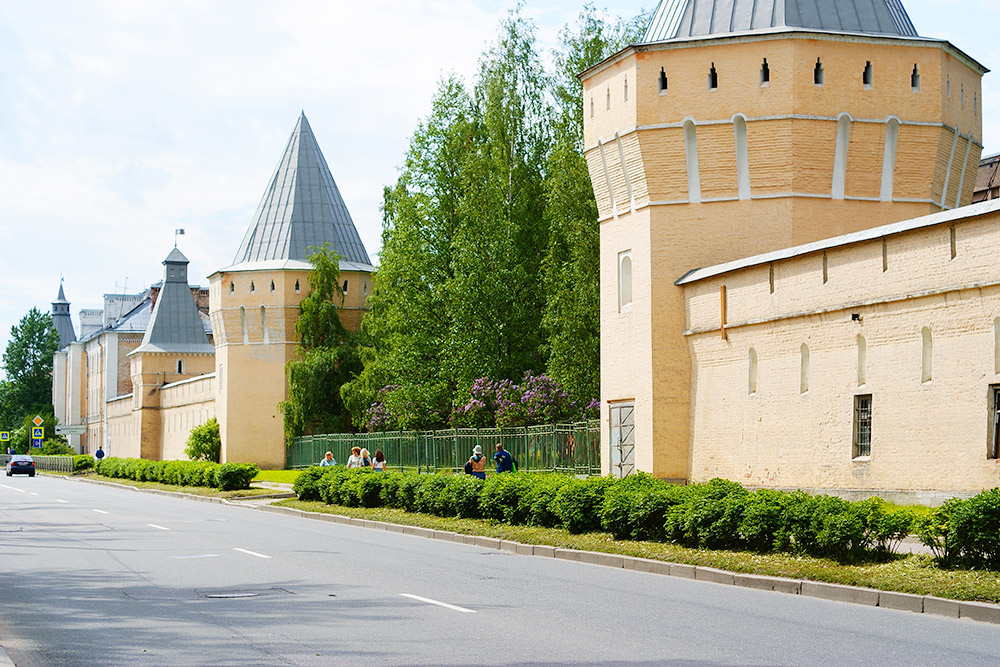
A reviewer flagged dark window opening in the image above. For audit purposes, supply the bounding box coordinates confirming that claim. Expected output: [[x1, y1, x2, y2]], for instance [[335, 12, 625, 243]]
[[863, 61, 872, 86], [294, 279, 300, 293], [250, 281, 255, 293], [708, 63, 718, 90], [853, 394, 872, 457], [229, 282, 234, 293], [990, 385, 1000, 459], [270, 280, 275, 292], [911, 64, 920, 91], [343, 280, 348, 294], [658, 68, 668, 93], [760, 58, 770, 85], [814, 58, 824, 85]]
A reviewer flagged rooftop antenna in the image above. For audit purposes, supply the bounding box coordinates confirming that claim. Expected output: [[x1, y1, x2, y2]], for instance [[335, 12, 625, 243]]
[[175, 228, 185, 247]]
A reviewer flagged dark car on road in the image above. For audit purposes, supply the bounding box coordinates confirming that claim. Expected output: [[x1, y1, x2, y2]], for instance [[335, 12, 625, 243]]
[[6, 455, 35, 477]]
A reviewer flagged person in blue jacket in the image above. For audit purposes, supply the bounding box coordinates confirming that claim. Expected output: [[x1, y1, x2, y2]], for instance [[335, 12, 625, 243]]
[[493, 443, 517, 473]]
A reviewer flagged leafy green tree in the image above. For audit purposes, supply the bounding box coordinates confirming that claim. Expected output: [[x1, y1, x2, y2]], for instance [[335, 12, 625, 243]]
[[185, 417, 221, 462], [281, 244, 361, 439], [1, 308, 60, 428], [341, 76, 473, 428], [9, 412, 62, 455]]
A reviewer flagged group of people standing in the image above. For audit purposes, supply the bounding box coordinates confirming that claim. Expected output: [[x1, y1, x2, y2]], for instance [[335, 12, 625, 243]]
[[319, 443, 515, 477], [319, 447, 387, 471], [465, 443, 517, 479]]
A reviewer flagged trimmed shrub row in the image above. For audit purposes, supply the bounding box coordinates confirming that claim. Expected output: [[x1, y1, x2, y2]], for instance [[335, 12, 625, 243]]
[[295, 469, 917, 563], [95, 457, 259, 491], [918, 489, 1000, 570], [73, 455, 94, 473]]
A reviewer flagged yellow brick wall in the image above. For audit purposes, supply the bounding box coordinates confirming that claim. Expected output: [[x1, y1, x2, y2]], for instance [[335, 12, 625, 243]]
[[683, 205, 1000, 496]]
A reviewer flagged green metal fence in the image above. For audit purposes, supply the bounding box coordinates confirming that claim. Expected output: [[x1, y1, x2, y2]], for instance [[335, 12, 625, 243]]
[[1, 455, 74, 473], [288, 420, 601, 476]]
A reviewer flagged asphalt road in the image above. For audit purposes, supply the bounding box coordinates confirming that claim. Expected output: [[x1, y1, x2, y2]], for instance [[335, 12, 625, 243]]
[[1, 475, 999, 666]]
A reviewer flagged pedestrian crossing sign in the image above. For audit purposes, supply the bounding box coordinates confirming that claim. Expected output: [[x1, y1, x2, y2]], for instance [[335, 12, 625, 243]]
[[32, 426, 44, 439], [0, 432, 8, 441]]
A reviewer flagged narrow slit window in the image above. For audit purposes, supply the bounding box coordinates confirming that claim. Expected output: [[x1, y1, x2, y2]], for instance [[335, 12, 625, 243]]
[[768, 262, 775, 294], [260, 305, 269, 343], [911, 65, 920, 91], [270, 280, 275, 293], [590, 97, 594, 118], [946, 75, 951, 98], [822, 252, 829, 284], [950, 225, 957, 259], [748, 348, 758, 395], [800, 344, 810, 394], [176, 359, 183, 374], [250, 281, 255, 293], [759, 58, 769, 86], [343, 280, 349, 294], [863, 61, 873, 87], [708, 63, 718, 90], [814, 58, 824, 86], [606, 87, 610, 110], [857, 335, 867, 386], [882, 238, 888, 272], [961, 84, 964, 106], [294, 279, 300, 293], [658, 68, 668, 94], [624, 76, 628, 101], [229, 282, 234, 294], [921, 327, 933, 383]]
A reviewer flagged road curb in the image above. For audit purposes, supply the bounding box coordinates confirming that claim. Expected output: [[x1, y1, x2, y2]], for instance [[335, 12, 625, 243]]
[[253, 503, 1000, 626], [52, 476, 1000, 626]]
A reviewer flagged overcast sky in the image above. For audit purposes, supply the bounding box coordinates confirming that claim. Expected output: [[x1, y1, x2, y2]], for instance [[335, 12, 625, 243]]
[[0, 0, 995, 376]]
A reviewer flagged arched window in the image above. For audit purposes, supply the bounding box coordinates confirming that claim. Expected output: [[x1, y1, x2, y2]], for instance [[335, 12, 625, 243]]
[[658, 68, 668, 94], [857, 334, 867, 386], [759, 59, 769, 86], [294, 279, 300, 293], [733, 115, 750, 200], [618, 251, 632, 311], [708, 62, 718, 90], [748, 348, 758, 395], [800, 344, 810, 394], [921, 327, 933, 383], [176, 359, 184, 374], [683, 120, 701, 203], [832, 114, 851, 199], [814, 58, 824, 85], [880, 118, 899, 201], [260, 306, 269, 344]]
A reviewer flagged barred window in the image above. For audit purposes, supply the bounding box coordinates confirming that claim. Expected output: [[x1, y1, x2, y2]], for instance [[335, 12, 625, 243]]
[[854, 394, 872, 457], [989, 386, 1000, 459]]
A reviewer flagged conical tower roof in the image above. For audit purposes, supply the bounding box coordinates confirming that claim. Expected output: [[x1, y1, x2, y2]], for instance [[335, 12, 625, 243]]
[[51, 282, 76, 350], [643, 0, 918, 43], [230, 113, 371, 270], [132, 248, 213, 355]]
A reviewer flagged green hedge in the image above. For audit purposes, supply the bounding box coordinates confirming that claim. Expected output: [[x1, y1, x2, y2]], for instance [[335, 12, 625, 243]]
[[94, 457, 258, 492], [291, 468, 926, 564], [72, 455, 94, 473], [918, 489, 1000, 570]]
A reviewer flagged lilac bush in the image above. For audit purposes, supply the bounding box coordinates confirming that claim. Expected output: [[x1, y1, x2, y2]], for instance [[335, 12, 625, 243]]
[[450, 372, 598, 429]]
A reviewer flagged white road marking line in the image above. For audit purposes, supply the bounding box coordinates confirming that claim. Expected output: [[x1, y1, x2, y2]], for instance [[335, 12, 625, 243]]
[[148, 523, 170, 531], [1, 486, 25, 493], [174, 554, 220, 559], [233, 547, 271, 559], [56, 499, 68, 503], [400, 593, 476, 614], [93, 509, 109, 514], [30, 492, 39, 496]]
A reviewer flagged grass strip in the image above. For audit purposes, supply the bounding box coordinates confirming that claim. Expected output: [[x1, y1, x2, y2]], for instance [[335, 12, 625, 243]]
[[273, 498, 1000, 604]]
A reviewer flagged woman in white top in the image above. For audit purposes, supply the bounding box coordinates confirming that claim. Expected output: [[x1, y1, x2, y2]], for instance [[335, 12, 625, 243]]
[[346, 446, 362, 469], [372, 449, 387, 471]]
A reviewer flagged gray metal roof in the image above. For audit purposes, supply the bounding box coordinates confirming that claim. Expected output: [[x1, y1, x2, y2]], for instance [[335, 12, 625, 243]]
[[643, 0, 918, 42], [231, 112, 371, 269], [676, 199, 1000, 285], [51, 283, 76, 349], [132, 248, 214, 355]]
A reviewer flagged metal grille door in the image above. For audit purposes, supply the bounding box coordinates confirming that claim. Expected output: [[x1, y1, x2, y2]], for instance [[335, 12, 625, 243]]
[[609, 404, 635, 478]]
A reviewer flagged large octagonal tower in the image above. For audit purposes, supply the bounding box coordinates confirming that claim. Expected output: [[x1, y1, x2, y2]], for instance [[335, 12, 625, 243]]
[[209, 113, 373, 468], [584, 0, 986, 479]]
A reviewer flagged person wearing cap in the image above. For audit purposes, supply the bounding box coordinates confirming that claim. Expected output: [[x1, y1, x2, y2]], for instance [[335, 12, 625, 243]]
[[319, 451, 336, 467], [467, 445, 487, 479]]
